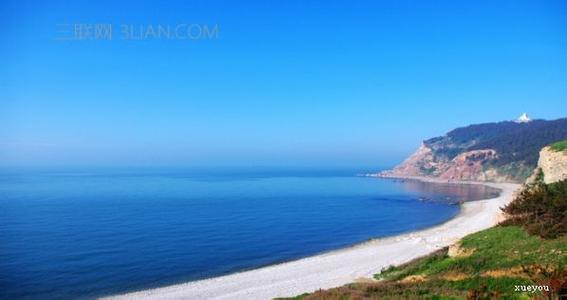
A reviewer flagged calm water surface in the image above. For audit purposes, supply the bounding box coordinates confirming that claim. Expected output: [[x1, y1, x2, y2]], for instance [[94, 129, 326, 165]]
[[0, 168, 500, 299]]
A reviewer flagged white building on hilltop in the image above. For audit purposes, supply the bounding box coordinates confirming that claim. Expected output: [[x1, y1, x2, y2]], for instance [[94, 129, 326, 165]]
[[515, 113, 532, 123]]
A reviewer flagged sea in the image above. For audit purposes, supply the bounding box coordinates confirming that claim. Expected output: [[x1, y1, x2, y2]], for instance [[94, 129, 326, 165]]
[[0, 168, 500, 299]]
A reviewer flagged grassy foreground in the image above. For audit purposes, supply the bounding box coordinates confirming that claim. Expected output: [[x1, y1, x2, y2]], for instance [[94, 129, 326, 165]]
[[280, 226, 567, 299]]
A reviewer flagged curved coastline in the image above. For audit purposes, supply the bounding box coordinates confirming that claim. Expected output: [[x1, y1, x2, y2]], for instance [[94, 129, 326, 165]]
[[103, 178, 520, 300]]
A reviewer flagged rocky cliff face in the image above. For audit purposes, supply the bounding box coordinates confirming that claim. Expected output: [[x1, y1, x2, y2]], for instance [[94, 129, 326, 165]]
[[538, 146, 567, 184], [386, 144, 435, 177], [380, 118, 567, 183], [437, 149, 502, 181], [382, 144, 513, 182]]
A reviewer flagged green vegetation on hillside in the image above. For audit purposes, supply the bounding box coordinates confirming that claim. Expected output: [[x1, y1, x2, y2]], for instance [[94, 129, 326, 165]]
[[550, 140, 567, 152], [503, 174, 567, 238], [281, 226, 567, 300]]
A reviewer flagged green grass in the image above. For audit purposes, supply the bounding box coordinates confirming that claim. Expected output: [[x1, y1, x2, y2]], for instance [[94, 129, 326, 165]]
[[459, 226, 566, 269], [377, 226, 566, 280], [283, 226, 567, 299], [550, 140, 567, 152], [375, 248, 451, 281]]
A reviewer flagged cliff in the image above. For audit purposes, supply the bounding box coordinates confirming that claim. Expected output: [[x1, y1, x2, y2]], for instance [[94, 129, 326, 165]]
[[538, 141, 567, 184], [381, 117, 567, 183]]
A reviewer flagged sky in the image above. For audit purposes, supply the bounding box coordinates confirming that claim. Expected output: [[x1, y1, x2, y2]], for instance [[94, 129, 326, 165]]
[[1, 0, 566, 169]]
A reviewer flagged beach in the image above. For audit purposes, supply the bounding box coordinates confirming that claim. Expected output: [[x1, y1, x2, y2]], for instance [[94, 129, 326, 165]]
[[104, 180, 520, 300]]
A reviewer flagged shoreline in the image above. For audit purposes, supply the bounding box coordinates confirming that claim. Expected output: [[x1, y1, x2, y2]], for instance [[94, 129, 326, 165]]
[[103, 178, 520, 300]]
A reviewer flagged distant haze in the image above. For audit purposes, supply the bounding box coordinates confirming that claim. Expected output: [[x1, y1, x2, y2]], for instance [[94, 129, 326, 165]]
[[2, 0, 567, 168]]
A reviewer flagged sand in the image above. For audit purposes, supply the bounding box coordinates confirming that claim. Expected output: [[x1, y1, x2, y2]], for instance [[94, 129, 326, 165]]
[[103, 179, 520, 300]]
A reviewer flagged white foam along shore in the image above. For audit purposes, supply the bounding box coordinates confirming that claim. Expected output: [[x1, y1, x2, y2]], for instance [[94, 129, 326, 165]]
[[103, 178, 520, 300]]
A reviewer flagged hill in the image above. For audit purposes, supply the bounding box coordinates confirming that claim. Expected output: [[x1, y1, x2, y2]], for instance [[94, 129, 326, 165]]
[[381, 117, 567, 182]]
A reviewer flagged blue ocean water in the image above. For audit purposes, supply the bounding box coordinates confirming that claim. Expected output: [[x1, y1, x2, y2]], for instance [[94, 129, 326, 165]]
[[0, 168, 500, 299]]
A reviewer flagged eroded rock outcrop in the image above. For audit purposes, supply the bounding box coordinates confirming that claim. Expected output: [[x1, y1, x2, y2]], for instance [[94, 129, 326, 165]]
[[538, 146, 567, 184], [382, 145, 508, 182], [438, 149, 500, 181], [385, 144, 436, 177]]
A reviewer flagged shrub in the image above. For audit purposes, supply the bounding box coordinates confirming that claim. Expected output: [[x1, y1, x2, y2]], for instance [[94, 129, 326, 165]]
[[502, 172, 567, 238]]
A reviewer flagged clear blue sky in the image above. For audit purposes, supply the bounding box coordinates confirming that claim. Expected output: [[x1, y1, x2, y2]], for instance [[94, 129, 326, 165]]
[[1, 0, 566, 169]]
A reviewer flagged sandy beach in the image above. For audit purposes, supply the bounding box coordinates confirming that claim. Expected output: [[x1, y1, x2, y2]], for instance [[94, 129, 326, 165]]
[[104, 179, 520, 300]]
